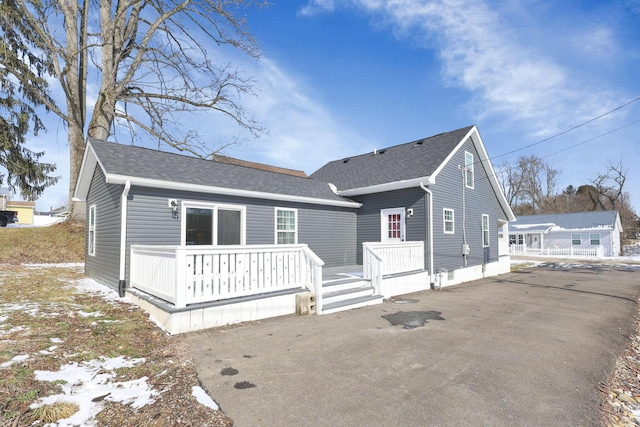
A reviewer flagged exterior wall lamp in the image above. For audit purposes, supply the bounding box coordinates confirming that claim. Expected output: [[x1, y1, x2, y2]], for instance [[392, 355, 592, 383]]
[[168, 199, 178, 219]]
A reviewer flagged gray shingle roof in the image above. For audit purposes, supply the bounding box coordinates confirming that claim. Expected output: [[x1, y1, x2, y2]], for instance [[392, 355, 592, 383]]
[[513, 211, 619, 231], [87, 138, 352, 204], [310, 126, 474, 190]]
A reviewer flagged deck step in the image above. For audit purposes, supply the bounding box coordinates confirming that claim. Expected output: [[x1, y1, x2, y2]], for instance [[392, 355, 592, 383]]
[[323, 286, 375, 305], [322, 278, 369, 292], [320, 278, 382, 314], [322, 294, 383, 315]]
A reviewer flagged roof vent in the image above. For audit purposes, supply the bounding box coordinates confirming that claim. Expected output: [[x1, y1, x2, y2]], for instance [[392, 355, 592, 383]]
[[415, 140, 423, 147], [378, 149, 387, 155], [343, 158, 350, 163]]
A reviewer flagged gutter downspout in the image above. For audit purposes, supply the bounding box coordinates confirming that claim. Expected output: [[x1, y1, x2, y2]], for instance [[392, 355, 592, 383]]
[[420, 182, 434, 288], [118, 180, 131, 297]]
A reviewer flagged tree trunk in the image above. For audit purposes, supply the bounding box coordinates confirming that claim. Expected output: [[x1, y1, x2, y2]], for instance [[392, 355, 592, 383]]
[[67, 121, 86, 223]]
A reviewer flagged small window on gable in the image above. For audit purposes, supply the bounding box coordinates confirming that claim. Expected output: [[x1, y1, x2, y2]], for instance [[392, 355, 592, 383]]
[[465, 151, 474, 188], [482, 214, 489, 247], [275, 208, 297, 244], [443, 208, 454, 234], [590, 233, 600, 246], [571, 233, 581, 245], [88, 205, 96, 256]]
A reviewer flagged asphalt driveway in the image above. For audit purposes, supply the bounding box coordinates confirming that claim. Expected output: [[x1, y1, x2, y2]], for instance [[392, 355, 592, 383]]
[[183, 263, 640, 426]]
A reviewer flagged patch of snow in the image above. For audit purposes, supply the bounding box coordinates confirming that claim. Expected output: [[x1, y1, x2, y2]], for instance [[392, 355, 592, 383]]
[[50, 337, 64, 343], [24, 263, 84, 269], [78, 310, 104, 318], [192, 386, 219, 410], [34, 216, 66, 226], [74, 278, 121, 300], [510, 259, 543, 268], [0, 325, 27, 337], [0, 303, 44, 318], [1, 354, 29, 368], [39, 345, 58, 355], [32, 356, 156, 426]]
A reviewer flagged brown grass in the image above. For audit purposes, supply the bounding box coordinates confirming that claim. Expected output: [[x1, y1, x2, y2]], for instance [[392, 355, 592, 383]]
[[31, 402, 80, 424], [0, 223, 232, 426], [0, 222, 85, 264]]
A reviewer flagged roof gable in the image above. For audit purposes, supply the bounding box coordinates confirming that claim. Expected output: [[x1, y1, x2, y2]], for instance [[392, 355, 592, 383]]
[[74, 139, 359, 208], [310, 125, 516, 221], [310, 126, 473, 190]]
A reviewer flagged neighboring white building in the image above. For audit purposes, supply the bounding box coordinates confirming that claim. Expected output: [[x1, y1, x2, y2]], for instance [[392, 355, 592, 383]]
[[510, 211, 622, 257]]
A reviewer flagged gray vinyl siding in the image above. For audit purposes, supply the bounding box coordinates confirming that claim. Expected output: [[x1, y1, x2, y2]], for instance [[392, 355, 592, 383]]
[[119, 187, 357, 283], [85, 167, 122, 290], [347, 138, 509, 273], [298, 206, 356, 266], [351, 188, 427, 264], [430, 137, 508, 272]]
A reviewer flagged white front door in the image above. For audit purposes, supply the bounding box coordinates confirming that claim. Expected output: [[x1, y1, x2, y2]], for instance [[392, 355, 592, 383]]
[[381, 208, 406, 243]]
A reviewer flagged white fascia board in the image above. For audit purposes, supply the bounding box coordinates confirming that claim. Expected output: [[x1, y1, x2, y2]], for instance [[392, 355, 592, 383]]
[[73, 142, 104, 201], [105, 174, 362, 208], [337, 176, 435, 197], [468, 128, 517, 222]]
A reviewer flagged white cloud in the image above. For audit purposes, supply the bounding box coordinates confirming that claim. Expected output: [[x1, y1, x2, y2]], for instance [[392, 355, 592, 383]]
[[571, 26, 617, 60], [327, 0, 621, 135], [298, 0, 336, 17], [225, 57, 369, 173]]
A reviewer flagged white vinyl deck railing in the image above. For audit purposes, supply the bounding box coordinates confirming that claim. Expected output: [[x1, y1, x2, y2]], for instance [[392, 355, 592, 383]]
[[130, 244, 324, 310], [510, 244, 603, 258], [362, 241, 425, 296]]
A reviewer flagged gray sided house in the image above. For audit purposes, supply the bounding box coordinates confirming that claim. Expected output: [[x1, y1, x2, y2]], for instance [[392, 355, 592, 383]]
[[75, 138, 359, 290], [509, 211, 622, 258], [311, 125, 515, 286], [74, 125, 514, 333]]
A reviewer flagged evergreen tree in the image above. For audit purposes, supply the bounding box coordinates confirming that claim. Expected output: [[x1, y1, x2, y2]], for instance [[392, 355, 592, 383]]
[[0, 0, 58, 200]]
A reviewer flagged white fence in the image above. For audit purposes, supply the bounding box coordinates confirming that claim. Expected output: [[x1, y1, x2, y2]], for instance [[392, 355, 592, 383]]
[[362, 241, 424, 275], [510, 244, 603, 258], [362, 241, 425, 296], [130, 244, 324, 310]]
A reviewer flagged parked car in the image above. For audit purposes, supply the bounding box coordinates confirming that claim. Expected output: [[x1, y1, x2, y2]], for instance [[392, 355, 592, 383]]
[[0, 210, 18, 227]]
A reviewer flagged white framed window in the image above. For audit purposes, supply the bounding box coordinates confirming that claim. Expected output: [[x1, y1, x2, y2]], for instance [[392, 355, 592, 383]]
[[571, 233, 581, 245], [275, 208, 297, 244], [182, 201, 246, 245], [465, 151, 474, 188], [509, 234, 524, 245], [88, 204, 96, 256], [443, 208, 455, 234], [590, 233, 600, 245], [482, 214, 489, 247]]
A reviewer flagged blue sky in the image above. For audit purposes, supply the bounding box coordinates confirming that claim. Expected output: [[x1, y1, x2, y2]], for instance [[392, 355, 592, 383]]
[[26, 0, 640, 213]]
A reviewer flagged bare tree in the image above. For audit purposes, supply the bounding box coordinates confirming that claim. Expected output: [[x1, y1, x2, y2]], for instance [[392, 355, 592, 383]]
[[589, 160, 636, 236], [3, 0, 265, 221], [589, 160, 626, 210], [498, 155, 559, 214]]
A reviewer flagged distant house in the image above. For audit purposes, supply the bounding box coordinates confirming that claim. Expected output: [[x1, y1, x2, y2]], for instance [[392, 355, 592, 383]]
[[48, 205, 69, 217], [74, 125, 515, 333], [5, 200, 36, 225], [509, 211, 622, 258]]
